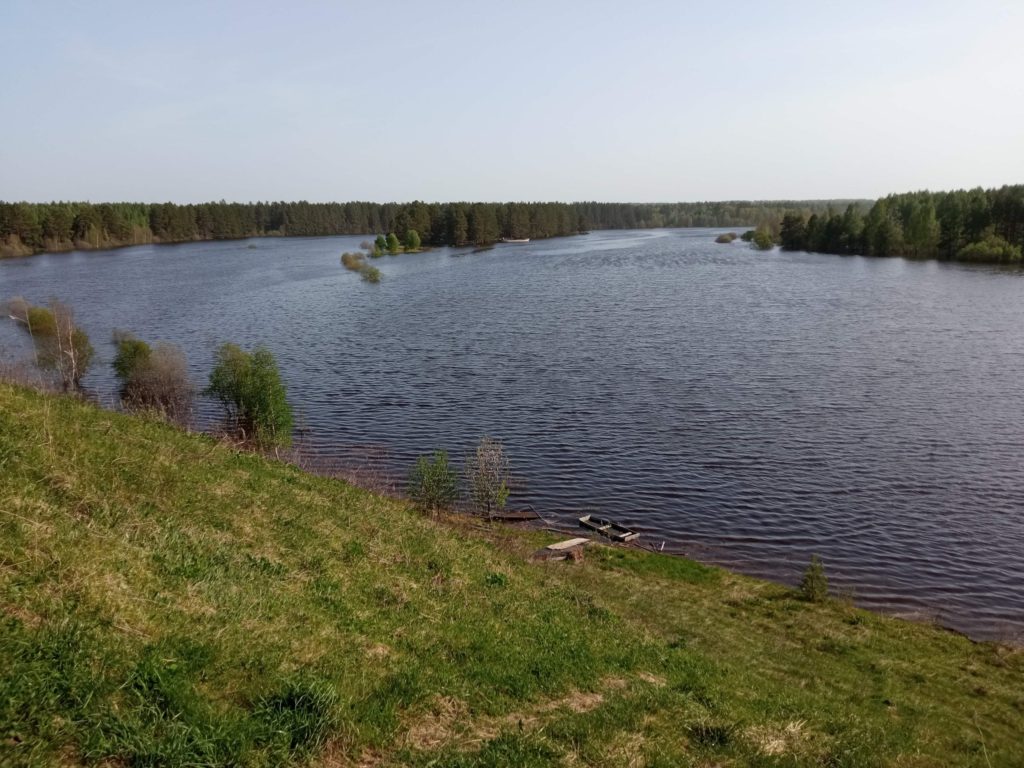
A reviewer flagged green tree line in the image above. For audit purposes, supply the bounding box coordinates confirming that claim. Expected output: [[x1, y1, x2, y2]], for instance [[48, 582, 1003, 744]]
[[0, 198, 859, 256], [777, 185, 1024, 263]]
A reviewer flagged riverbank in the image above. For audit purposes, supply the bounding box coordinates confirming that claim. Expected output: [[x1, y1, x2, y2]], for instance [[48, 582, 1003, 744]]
[[0, 229, 279, 259], [0, 229, 540, 260], [2, 382, 1021, 767]]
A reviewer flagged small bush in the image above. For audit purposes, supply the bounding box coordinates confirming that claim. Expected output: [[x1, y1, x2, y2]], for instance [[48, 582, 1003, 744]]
[[112, 331, 152, 381], [340, 251, 366, 271], [957, 234, 1022, 263], [752, 227, 775, 250], [408, 450, 459, 514], [465, 436, 510, 519], [205, 343, 293, 448], [359, 265, 381, 283], [800, 554, 829, 602], [740, 230, 755, 242], [385, 232, 401, 254], [714, 232, 737, 244]]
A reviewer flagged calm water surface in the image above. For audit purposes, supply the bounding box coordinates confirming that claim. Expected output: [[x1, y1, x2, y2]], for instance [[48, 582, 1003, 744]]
[[2, 229, 1022, 642]]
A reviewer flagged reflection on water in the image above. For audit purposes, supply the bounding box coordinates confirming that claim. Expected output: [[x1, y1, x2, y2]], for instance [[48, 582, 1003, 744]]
[[2, 229, 1023, 642]]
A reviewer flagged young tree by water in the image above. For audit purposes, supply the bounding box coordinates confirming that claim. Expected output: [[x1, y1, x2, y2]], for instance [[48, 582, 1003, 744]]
[[404, 229, 421, 251], [465, 436, 510, 519], [205, 343, 293, 448], [779, 214, 807, 251], [6, 298, 94, 392], [800, 555, 829, 602], [385, 233, 401, 254], [408, 450, 459, 515]]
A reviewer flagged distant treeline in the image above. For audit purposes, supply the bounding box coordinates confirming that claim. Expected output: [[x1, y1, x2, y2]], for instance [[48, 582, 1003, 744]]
[[778, 185, 1024, 263], [0, 199, 859, 256]]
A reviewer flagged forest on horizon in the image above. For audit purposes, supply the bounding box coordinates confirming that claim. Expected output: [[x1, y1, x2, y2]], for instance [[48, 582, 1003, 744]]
[[0, 199, 861, 257], [2, 187, 1021, 265]]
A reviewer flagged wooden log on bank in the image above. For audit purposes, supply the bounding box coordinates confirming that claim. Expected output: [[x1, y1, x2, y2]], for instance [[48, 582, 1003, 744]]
[[531, 537, 590, 562]]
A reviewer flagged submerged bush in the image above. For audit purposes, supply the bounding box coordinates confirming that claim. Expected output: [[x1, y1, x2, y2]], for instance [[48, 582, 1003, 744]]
[[205, 343, 293, 448], [359, 265, 381, 283], [752, 227, 775, 251], [113, 331, 193, 426], [800, 554, 829, 602], [6, 297, 94, 391], [340, 251, 366, 271], [740, 230, 756, 242], [408, 450, 459, 514], [714, 232, 737, 244]]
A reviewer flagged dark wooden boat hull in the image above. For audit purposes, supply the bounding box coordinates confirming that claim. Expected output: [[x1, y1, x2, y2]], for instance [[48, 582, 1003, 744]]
[[578, 514, 639, 542], [491, 509, 541, 521]]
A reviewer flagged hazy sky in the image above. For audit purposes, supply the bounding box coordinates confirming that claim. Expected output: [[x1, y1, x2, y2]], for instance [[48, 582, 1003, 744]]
[[2, 0, 1023, 203]]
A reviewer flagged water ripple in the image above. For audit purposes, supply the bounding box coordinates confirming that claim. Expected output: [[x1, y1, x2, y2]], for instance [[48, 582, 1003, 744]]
[[2, 229, 1023, 642]]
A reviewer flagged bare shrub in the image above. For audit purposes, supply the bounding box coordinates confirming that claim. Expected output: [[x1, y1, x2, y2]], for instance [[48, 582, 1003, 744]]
[[465, 436, 510, 519], [113, 331, 194, 426], [120, 341, 194, 427], [0, 358, 56, 391]]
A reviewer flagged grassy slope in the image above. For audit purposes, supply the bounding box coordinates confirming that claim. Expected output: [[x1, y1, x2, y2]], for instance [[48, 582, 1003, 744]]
[[1, 383, 1021, 767]]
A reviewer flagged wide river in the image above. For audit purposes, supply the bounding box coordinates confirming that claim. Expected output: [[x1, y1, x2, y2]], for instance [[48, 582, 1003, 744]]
[[2, 229, 1022, 642]]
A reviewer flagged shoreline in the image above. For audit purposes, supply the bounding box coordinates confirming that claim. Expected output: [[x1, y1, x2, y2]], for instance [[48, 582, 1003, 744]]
[[6, 226, 1022, 270], [0, 229, 592, 261], [51, 383, 1024, 648], [3, 380, 1023, 765]]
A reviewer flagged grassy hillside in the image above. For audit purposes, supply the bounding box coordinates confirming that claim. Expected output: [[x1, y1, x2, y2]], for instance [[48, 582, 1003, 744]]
[[1, 383, 1021, 767]]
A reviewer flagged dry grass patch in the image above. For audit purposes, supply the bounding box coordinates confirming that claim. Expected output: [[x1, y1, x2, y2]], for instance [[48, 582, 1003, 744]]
[[403, 696, 470, 751], [746, 720, 812, 757]]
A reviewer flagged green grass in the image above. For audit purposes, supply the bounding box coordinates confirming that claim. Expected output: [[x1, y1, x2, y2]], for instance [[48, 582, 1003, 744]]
[[1, 382, 1022, 767]]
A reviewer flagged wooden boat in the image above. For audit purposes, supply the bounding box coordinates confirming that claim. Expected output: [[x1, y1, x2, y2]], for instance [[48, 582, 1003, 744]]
[[500, 237, 530, 243], [578, 514, 639, 542], [491, 508, 541, 522]]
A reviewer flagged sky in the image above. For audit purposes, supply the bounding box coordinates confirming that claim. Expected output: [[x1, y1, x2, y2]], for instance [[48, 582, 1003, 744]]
[[2, 0, 1023, 204]]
